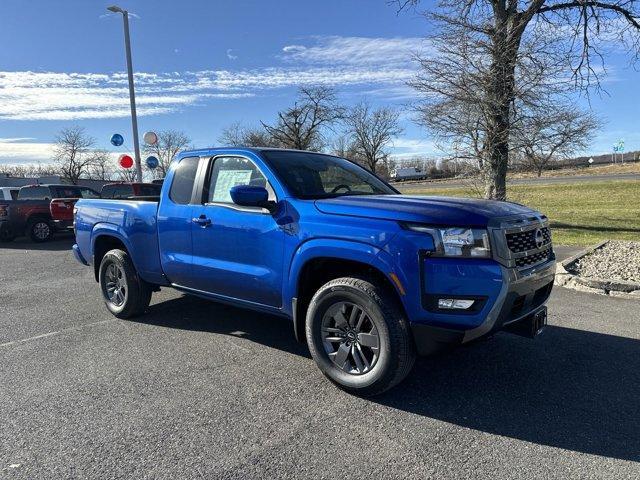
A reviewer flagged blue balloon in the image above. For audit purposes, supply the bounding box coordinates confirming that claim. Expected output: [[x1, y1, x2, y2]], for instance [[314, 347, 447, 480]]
[[146, 155, 159, 169], [110, 133, 124, 147]]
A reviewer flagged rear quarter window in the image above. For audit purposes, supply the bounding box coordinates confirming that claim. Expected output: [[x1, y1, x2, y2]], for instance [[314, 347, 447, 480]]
[[169, 157, 199, 204]]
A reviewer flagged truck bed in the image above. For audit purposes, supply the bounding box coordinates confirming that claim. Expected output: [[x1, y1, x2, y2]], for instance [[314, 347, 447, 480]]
[[74, 198, 165, 284]]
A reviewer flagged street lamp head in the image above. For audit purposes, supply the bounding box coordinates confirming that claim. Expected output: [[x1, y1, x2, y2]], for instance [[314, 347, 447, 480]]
[[107, 5, 124, 13]]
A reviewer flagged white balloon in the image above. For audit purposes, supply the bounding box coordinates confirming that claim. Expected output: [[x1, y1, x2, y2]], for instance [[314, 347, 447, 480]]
[[143, 131, 158, 145]]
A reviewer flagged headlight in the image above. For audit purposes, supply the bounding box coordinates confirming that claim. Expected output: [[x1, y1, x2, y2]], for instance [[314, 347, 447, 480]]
[[403, 224, 491, 258]]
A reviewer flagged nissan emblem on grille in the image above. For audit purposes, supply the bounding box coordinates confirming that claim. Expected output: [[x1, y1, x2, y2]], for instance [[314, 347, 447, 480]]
[[534, 228, 544, 249]]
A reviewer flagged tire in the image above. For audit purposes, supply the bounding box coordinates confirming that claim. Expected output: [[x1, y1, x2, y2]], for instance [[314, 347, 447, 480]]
[[99, 249, 152, 319], [27, 218, 53, 243], [305, 276, 416, 396]]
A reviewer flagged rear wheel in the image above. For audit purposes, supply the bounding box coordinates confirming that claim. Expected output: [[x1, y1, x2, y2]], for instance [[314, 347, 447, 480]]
[[99, 249, 152, 319], [306, 276, 416, 396], [27, 218, 53, 243]]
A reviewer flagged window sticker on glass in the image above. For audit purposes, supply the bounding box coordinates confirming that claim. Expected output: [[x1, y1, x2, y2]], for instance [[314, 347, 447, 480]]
[[211, 169, 253, 202]]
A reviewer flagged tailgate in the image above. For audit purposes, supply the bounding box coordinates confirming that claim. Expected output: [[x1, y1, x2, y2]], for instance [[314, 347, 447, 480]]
[[50, 198, 78, 221]]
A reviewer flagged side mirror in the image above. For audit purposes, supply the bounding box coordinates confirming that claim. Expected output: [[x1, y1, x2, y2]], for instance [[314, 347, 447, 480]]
[[230, 185, 276, 213]]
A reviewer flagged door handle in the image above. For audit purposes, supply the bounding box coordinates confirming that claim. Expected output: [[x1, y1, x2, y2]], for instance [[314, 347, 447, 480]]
[[192, 215, 212, 227]]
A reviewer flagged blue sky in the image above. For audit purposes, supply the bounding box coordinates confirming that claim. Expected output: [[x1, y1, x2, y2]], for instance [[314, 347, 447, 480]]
[[0, 0, 638, 165]]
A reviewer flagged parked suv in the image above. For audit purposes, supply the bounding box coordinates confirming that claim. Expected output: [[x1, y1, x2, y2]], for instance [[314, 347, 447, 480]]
[[0, 184, 98, 242]]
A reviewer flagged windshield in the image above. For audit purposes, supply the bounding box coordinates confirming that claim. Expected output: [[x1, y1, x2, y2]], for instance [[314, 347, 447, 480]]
[[261, 150, 397, 199]]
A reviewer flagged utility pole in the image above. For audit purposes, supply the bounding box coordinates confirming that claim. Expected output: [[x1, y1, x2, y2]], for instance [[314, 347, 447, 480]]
[[107, 5, 143, 182]]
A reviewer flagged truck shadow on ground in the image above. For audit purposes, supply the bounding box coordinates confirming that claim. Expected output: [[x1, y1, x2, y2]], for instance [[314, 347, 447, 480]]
[[0, 235, 75, 252], [140, 294, 639, 462]]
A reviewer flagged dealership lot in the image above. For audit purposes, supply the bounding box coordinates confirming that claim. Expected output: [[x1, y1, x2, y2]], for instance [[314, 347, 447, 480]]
[[1, 237, 638, 479]]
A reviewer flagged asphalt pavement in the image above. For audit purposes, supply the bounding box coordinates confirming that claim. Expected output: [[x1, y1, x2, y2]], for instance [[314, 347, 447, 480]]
[[1, 236, 639, 479]]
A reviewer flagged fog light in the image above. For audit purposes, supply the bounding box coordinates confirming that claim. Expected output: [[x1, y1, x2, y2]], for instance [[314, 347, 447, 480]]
[[438, 298, 475, 310]]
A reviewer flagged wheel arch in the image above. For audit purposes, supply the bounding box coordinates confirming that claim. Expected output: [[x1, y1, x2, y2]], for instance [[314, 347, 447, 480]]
[[91, 225, 138, 282], [288, 239, 407, 343]]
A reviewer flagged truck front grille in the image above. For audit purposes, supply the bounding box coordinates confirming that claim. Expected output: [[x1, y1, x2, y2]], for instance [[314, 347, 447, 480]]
[[514, 247, 552, 268], [506, 227, 551, 253], [498, 219, 553, 270]]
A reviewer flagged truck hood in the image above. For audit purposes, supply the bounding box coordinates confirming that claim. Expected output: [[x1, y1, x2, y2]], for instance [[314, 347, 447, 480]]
[[314, 195, 540, 227]]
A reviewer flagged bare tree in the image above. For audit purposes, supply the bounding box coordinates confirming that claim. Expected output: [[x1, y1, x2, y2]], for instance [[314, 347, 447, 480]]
[[143, 130, 191, 178], [398, 0, 640, 200], [262, 86, 344, 151], [516, 106, 600, 176], [330, 135, 360, 161], [219, 121, 280, 147], [53, 126, 96, 184], [0, 162, 60, 178], [86, 150, 114, 180], [344, 102, 403, 173], [116, 166, 139, 182]]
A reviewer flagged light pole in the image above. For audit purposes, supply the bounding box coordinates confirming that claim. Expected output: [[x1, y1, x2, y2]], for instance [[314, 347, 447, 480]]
[[107, 5, 143, 182]]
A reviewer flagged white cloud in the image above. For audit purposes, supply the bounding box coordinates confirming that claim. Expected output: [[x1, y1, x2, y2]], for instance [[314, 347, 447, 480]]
[[0, 138, 55, 163], [390, 138, 438, 159], [281, 36, 428, 66], [0, 36, 424, 122], [0, 66, 415, 121], [226, 49, 238, 60]]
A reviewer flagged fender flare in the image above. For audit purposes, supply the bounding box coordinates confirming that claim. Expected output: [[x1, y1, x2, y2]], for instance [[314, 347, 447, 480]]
[[285, 238, 404, 341], [91, 223, 139, 276]]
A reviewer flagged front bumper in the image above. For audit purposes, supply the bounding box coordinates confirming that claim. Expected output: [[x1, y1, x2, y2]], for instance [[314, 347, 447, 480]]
[[410, 257, 556, 355]]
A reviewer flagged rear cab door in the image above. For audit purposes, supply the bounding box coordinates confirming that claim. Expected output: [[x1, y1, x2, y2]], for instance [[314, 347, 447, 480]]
[[157, 156, 201, 286]]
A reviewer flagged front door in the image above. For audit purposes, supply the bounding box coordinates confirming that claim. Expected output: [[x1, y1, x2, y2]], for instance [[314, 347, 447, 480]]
[[189, 155, 284, 307]]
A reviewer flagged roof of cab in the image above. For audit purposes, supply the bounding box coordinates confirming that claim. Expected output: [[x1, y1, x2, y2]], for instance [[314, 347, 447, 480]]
[[177, 147, 333, 159]]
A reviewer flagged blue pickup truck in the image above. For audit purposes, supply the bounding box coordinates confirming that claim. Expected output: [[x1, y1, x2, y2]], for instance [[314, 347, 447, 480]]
[[73, 148, 556, 395]]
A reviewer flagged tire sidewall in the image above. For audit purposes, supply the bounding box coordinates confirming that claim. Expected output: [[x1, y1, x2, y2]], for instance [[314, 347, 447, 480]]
[[99, 251, 131, 316], [29, 219, 52, 243], [306, 284, 393, 390]]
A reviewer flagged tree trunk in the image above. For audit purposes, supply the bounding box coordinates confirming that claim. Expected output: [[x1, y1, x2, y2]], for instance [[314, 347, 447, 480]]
[[483, 16, 520, 201]]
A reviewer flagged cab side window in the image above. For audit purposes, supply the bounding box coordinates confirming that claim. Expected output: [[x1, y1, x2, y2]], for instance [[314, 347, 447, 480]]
[[206, 156, 270, 204], [169, 156, 199, 204]]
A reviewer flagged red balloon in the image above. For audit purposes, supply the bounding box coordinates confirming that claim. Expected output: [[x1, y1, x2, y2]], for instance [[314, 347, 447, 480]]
[[119, 154, 134, 169]]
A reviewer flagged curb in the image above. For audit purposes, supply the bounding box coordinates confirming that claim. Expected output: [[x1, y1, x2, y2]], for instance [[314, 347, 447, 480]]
[[554, 241, 640, 298]]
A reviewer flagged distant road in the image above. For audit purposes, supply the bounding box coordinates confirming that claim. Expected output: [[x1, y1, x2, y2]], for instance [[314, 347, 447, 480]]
[[398, 172, 640, 190]]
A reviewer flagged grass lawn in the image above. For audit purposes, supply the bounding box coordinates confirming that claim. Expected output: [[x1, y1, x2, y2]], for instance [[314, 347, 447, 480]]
[[397, 180, 640, 246]]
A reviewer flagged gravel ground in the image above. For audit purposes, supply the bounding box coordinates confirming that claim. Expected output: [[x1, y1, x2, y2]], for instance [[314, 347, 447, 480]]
[[574, 241, 640, 283]]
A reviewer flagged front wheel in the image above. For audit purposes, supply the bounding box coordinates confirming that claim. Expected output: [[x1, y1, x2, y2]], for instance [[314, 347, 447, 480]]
[[99, 249, 152, 319], [305, 277, 416, 396]]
